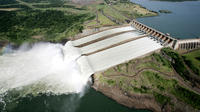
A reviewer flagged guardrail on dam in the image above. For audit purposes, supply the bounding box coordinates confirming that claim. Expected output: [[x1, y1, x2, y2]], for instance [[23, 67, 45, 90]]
[[131, 19, 176, 47]]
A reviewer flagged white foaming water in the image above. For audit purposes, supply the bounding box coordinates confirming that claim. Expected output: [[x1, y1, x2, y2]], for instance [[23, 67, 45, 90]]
[[0, 42, 94, 95]]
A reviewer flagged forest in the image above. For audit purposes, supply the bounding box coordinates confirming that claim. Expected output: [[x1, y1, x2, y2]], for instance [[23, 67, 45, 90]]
[[0, 9, 93, 44], [0, 0, 18, 5], [21, 0, 65, 4]]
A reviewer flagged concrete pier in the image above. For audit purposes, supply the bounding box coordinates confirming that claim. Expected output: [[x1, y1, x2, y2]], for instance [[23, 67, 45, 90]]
[[174, 39, 200, 50]]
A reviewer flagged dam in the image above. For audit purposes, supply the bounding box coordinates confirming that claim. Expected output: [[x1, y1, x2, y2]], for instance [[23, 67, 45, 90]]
[[69, 19, 200, 75], [70, 20, 166, 74]]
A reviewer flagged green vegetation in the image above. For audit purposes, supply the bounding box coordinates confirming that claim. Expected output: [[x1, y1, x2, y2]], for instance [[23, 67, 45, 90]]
[[0, 0, 93, 45], [153, 92, 171, 105], [135, 53, 173, 74], [112, 2, 157, 18], [133, 86, 149, 93], [98, 49, 200, 110], [159, 10, 172, 14], [142, 71, 177, 91], [0, 4, 30, 9], [103, 5, 128, 23], [21, 0, 64, 4], [32, 4, 86, 10], [172, 85, 200, 109], [153, 53, 171, 68], [162, 48, 200, 88], [161, 48, 190, 80], [183, 49, 200, 76], [106, 79, 116, 86], [0, 0, 18, 5], [0, 0, 158, 45], [0, 10, 93, 44], [98, 12, 115, 26]]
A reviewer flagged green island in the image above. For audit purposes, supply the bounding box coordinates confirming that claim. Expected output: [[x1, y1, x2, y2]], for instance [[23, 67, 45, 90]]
[[159, 10, 172, 14], [93, 48, 200, 111]]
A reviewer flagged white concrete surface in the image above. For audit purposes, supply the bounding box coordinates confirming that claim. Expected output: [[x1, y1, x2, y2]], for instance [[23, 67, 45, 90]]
[[76, 56, 94, 81], [72, 26, 135, 46], [80, 31, 143, 54], [85, 37, 163, 72]]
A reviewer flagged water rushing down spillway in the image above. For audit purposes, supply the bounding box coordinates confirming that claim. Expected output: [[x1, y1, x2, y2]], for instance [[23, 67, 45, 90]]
[[80, 31, 143, 54], [0, 25, 162, 98], [72, 26, 163, 73], [85, 37, 163, 72], [72, 26, 135, 46], [0, 42, 94, 95]]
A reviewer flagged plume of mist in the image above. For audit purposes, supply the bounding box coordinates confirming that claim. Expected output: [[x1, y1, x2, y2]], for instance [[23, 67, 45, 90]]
[[0, 42, 92, 95]]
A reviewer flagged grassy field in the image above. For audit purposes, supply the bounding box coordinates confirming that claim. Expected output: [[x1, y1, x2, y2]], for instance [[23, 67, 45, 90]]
[[182, 49, 200, 76], [112, 2, 157, 18], [98, 11, 115, 26], [97, 49, 200, 110]]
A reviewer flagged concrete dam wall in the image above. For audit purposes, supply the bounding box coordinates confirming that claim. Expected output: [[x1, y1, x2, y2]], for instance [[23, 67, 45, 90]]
[[70, 25, 163, 74]]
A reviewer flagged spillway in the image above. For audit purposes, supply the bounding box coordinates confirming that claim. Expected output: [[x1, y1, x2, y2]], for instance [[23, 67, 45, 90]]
[[85, 37, 162, 72], [80, 31, 144, 54], [72, 26, 135, 46], [72, 25, 163, 73]]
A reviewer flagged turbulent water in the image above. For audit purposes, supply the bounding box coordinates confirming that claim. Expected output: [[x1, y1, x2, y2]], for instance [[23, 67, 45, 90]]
[[0, 42, 93, 97]]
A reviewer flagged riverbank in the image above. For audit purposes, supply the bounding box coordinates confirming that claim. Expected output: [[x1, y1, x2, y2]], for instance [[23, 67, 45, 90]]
[[92, 77, 160, 112], [92, 48, 200, 112]]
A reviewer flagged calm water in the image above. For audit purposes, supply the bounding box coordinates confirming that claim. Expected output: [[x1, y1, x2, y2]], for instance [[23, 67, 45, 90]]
[[132, 0, 200, 39], [1, 1, 200, 112]]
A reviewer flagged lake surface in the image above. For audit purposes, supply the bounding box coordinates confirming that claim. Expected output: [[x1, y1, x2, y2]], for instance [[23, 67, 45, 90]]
[[132, 0, 200, 39]]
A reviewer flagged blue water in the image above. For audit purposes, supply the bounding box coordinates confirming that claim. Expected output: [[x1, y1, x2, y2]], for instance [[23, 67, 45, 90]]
[[132, 0, 200, 39]]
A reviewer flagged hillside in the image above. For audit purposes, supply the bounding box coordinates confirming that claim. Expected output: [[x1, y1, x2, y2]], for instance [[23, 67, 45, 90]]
[[0, 0, 157, 46], [93, 48, 200, 112]]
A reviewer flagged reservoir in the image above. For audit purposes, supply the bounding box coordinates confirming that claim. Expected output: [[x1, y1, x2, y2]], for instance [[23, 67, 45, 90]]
[[132, 0, 200, 39]]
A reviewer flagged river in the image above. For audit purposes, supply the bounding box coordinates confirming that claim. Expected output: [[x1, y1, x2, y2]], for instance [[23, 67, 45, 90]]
[[2, 88, 148, 112], [1, 0, 200, 112]]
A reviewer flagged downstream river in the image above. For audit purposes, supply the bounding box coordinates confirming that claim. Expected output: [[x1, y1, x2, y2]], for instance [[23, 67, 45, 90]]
[[2, 88, 148, 112], [1, 0, 200, 112]]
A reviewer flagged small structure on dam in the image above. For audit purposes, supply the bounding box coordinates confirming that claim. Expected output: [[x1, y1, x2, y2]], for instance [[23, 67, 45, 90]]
[[70, 19, 200, 73], [174, 38, 200, 50]]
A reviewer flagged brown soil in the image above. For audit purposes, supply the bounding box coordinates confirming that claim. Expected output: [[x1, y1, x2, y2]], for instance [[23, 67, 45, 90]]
[[32, 35, 43, 39]]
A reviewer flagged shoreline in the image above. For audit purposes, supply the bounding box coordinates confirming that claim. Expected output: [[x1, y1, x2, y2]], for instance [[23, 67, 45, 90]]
[[91, 74, 161, 112], [91, 75, 160, 112], [90, 48, 200, 112]]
